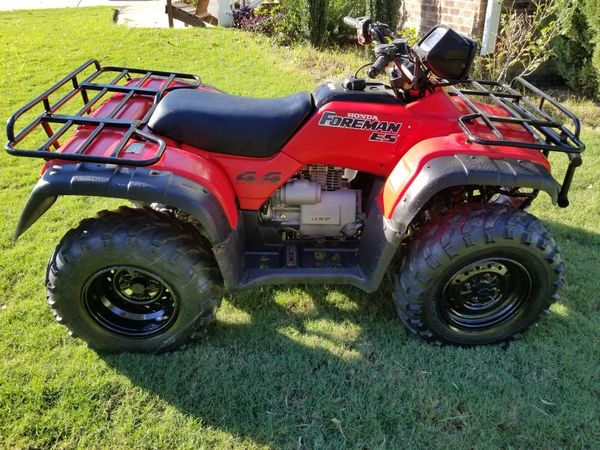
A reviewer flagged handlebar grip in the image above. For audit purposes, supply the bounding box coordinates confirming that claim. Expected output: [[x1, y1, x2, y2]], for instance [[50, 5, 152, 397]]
[[367, 54, 389, 78], [343, 16, 359, 29]]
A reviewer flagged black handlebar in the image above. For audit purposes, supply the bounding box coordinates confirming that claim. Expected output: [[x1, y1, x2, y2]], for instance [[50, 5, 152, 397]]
[[367, 54, 390, 78], [344, 16, 413, 82]]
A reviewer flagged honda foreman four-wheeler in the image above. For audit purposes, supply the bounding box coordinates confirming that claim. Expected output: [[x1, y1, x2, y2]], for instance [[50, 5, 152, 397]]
[[6, 17, 584, 352]]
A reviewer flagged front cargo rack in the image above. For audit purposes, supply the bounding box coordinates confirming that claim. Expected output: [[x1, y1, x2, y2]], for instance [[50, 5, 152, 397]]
[[5, 59, 201, 166], [446, 78, 585, 207]]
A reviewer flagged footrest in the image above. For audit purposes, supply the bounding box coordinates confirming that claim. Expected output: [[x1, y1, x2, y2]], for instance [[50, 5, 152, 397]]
[[286, 245, 298, 268]]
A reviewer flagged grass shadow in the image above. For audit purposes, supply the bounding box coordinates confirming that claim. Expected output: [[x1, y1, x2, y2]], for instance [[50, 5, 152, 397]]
[[102, 282, 403, 447], [100, 220, 600, 447]]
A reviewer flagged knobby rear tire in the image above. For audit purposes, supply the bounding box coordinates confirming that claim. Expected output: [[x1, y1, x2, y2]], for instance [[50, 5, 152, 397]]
[[46, 206, 223, 353]]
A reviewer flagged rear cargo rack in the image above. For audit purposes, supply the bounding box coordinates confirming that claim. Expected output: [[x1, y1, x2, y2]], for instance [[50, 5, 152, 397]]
[[5, 59, 201, 166], [446, 78, 585, 207]]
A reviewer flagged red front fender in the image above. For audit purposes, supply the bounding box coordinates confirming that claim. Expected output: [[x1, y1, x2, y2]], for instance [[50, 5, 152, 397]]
[[381, 134, 553, 219]]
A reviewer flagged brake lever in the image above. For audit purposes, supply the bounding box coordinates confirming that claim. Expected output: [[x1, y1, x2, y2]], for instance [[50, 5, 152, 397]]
[[369, 22, 394, 44]]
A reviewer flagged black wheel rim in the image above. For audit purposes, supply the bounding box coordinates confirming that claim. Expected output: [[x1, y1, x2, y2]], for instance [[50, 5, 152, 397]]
[[440, 258, 532, 331], [83, 266, 178, 337]]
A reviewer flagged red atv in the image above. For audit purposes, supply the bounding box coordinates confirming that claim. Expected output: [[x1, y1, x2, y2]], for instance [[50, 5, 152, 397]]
[[6, 17, 584, 352]]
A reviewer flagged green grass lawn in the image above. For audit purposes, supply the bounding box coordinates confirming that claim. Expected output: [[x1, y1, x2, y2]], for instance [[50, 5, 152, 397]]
[[1, 7, 599, 449]]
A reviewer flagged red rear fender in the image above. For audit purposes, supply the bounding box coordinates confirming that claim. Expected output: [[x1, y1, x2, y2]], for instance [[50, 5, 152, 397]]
[[149, 146, 239, 227], [42, 140, 239, 228]]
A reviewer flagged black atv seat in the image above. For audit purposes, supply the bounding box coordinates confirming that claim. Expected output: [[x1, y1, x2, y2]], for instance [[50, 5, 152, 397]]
[[148, 88, 313, 157]]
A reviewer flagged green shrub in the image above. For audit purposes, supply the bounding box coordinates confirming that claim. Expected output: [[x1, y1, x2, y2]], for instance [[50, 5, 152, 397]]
[[471, 0, 573, 82], [399, 26, 418, 45], [303, 0, 369, 47], [552, 3, 598, 98], [583, 0, 600, 96], [325, 0, 368, 45], [306, 0, 329, 46], [276, 0, 309, 44], [277, 0, 402, 47], [235, 4, 283, 37], [365, 0, 401, 31]]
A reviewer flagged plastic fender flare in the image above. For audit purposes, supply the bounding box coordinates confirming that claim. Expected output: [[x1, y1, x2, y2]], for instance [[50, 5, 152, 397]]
[[15, 163, 233, 245], [388, 154, 560, 234]]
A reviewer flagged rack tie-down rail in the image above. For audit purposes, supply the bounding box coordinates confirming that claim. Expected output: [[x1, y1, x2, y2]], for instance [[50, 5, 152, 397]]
[[5, 59, 201, 166], [446, 78, 585, 207]]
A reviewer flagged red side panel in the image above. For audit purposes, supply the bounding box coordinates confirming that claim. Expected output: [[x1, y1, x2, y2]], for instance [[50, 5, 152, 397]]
[[208, 151, 303, 210], [280, 91, 460, 175]]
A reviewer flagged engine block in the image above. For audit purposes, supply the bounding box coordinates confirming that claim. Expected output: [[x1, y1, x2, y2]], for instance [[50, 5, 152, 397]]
[[264, 165, 362, 238], [297, 164, 347, 191]]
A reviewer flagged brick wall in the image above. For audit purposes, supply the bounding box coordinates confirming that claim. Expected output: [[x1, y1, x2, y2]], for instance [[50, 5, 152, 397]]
[[401, 0, 488, 38]]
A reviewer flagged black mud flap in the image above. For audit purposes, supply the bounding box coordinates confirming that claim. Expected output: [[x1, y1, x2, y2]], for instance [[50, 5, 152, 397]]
[[15, 163, 232, 245], [390, 154, 561, 233]]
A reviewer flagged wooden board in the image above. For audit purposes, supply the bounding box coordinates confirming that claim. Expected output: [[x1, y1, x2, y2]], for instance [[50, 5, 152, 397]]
[[165, 0, 217, 27]]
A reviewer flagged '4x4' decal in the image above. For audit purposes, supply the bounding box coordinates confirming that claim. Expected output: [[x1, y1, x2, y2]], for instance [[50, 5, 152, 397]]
[[236, 171, 282, 184]]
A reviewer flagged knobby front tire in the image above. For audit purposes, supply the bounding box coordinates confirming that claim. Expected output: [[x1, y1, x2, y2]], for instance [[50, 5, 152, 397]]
[[394, 204, 565, 346]]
